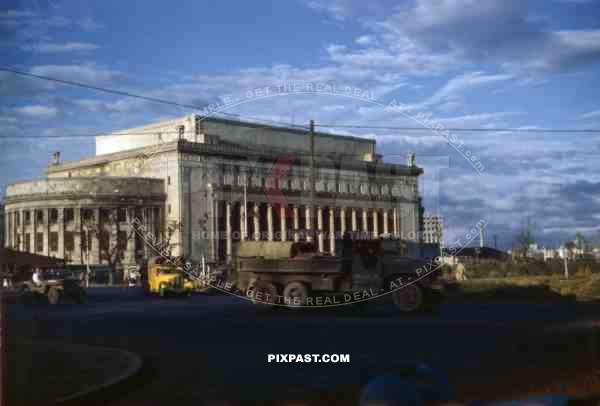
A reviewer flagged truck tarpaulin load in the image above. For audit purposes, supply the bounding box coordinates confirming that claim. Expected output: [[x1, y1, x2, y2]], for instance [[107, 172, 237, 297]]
[[235, 234, 443, 312]]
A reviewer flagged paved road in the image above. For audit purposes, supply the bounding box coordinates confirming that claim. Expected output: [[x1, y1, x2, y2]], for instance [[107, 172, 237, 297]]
[[8, 288, 600, 405]]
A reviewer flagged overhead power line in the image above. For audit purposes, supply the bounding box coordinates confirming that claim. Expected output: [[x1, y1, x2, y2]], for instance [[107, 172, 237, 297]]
[[2, 66, 600, 137], [0, 67, 307, 130], [315, 124, 600, 133]]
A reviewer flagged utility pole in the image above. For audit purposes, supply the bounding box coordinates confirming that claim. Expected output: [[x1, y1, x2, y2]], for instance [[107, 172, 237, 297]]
[[243, 180, 248, 241], [563, 246, 569, 279], [309, 120, 316, 244]]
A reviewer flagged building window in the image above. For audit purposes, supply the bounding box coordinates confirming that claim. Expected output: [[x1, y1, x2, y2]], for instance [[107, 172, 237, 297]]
[[64, 208, 74, 223], [36, 210, 44, 223], [178, 125, 185, 139], [16, 212, 20, 226], [82, 209, 95, 223], [360, 184, 367, 194], [224, 172, 234, 185], [167, 176, 171, 185], [237, 174, 246, 186], [24, 233, 31, 252], [49, 208, 59, 224], [49, 232, 58, 252], [117, 230, 127, 251], [24, 211, 31, 225], [99, 229, 110, 252], [117, 208, 127, 222], [35, 233, 43, 252], [168, 204, 172, 215], [65, 232, 74, 252]]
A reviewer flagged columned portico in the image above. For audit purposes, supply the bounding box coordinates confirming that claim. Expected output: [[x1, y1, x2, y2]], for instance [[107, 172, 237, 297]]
[[4, 178, 165, 268]]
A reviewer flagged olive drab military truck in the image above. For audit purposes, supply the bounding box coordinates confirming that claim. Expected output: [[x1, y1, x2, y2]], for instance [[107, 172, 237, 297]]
[[235, 234, 443, 312]]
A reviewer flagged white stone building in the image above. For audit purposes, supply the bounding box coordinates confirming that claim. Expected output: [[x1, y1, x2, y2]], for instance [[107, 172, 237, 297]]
[[422, 215, 443, 245], [4, 114, 423, 266]]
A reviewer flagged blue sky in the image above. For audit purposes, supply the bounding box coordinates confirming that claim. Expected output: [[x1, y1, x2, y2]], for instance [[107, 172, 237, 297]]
[[1, 0, 600, 249]]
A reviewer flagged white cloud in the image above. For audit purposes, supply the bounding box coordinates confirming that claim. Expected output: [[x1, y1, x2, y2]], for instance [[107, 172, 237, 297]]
[[14, 105, 58, 118], [580, 109, 600, 119], [309, 0, 600, 75], [29, 64, 123, 84], [355, 35, 374, 45], [22, 42, 99, 53]]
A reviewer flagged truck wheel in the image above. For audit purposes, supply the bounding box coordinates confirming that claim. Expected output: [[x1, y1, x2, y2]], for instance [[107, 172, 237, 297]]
[[47, 287, 60, 305], [392, 283, 423, 313], [72, 290, 86, 304], [250, 281, 279, 305], [283, 282, 309, 308], [19, 285, 34, 304]]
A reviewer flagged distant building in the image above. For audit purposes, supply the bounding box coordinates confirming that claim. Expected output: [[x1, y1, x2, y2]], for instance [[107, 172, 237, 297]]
[[527, 243, 587, 261], [422, 214, 443, 245]]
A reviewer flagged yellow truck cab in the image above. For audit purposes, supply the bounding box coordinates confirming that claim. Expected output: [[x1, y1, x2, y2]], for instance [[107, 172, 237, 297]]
[[146, 256, 194, 297]]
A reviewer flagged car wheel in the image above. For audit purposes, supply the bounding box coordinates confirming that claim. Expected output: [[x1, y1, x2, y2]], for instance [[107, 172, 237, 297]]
[[282, 281, 309, 308], [250, 281, 279, 305], [47, 287, 60, 305], [19, 285, 34, 304], [392, 283, 423, 313]]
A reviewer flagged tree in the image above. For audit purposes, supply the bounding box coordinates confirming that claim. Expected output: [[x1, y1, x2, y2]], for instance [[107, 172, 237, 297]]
[[564, 240, 576, 260], [80, 209, 137, 285], [575, 232, 586, 257], [514, 218, 536, 258]]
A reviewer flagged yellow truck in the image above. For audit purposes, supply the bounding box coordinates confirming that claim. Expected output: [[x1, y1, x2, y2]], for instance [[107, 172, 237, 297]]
[[144, 256, 195, 297]]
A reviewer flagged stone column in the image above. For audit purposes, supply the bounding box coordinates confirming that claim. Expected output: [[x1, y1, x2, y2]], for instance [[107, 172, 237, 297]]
[[19, 209, 24, 251], [317, 207, 324, 253], [226, 201, 232, 262], [267, 205, 273, 241], [362, 209, 368, 234], [141, 208, 149, 259], [42, 208, 49, 256], [92, 208, 101, 264], [351, 208, 357, 232], [30, 210, 36, 253], [373, 209, 379, 238], [393, 207, 399, 237], [73, 207, 81, 263], [340, 207, 346, 236], [329, 207, 335, 255], [383, 210, 389, 235], [125, 207, 136, 264], [280, 205, 286, 241], [58, 208, 65, 259], [293, 206, 299, 242], [240, 202, 246, 241], [3, 211, 9, 248], [253, 203, 260, 241], [305, 206, 313, 242]]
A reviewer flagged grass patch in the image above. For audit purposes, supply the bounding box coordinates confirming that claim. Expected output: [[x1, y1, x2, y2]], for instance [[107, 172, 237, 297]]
[[450, 273, 600, 302]]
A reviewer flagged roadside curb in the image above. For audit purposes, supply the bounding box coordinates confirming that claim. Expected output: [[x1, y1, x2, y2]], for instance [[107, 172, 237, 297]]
[[46, 343, 143, 406]]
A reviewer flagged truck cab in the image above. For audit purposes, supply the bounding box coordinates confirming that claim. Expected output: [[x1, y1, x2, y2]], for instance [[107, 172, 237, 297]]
[[146, 256, 195, 297]]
